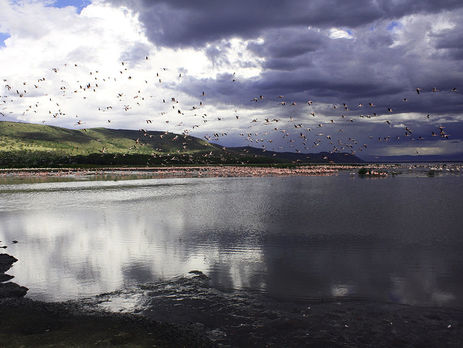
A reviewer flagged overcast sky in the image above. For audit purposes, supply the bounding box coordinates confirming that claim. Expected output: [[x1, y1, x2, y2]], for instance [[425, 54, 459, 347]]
[[1, 0, 462, 159]]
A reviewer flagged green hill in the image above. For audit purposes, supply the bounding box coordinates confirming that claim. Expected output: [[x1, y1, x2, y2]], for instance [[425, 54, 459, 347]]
[[0, 121, 363, 167], [0, 121, 215, 155], [0, 121, 229, 167]]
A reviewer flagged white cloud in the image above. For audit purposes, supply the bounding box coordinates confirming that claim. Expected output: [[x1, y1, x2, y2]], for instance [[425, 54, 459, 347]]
[[0, 0, 265, 138], [328, 28, 353, 39], [389, 10, 457, 49]]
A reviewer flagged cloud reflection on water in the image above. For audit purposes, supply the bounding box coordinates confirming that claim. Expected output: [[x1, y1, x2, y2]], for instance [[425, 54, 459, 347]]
[[0, 176, 462, 308]]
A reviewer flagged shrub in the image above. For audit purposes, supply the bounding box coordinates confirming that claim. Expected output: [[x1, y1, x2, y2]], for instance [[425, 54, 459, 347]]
[[358, 167, 369, 176]]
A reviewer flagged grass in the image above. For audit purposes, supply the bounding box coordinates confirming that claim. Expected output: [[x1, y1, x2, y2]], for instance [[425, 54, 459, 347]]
[[0, 121, 239, 167], [0, 121, 363, 167], [0, 121, 215, 156]]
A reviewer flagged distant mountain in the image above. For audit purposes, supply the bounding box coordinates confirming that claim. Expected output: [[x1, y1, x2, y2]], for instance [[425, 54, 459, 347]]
[[226, 146, 364, 164], [0, 121, 363, 167], [363, 154, 463, 163]]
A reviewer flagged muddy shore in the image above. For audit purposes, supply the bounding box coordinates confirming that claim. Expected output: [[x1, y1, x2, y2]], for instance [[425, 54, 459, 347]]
[[0, 252, 210, 347], [1, 272, 462, 347], [0, 297, 212, 347]]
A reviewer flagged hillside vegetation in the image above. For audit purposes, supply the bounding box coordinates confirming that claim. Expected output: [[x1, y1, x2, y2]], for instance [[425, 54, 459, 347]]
[[0, 121, 362, 167], [0, 121, 215, 155]]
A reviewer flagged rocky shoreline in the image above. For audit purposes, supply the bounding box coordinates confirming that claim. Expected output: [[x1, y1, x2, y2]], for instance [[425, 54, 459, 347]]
[[87, 272, 463, 347], [1, 269, 462, 347], [0, 253, 28, 299], [1, 253, 213, 347]]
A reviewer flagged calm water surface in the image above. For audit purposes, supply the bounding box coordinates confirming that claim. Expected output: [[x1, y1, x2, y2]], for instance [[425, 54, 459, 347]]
[[1, 174, 463, 308]]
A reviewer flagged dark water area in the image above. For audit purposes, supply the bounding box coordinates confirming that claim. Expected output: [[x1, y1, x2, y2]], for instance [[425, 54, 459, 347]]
[[1, 174, 463, 310]]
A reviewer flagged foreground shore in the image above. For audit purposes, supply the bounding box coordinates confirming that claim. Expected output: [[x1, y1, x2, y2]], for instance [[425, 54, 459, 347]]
[[1, 254, 211, 347], [0, 297, 212, 347], [1, 272, 462, 347]]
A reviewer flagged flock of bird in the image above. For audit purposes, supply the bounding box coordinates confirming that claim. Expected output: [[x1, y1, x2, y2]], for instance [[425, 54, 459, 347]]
[[0, 55, 459, 161]]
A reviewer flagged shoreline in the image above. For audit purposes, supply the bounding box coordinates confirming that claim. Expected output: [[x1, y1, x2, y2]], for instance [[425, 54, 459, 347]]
[[2, 250, 463, 346], [0, 163, 461, 181], [0, 165, 355, 180], [0, 297, 213, 347], [1, 272, 463, 347]]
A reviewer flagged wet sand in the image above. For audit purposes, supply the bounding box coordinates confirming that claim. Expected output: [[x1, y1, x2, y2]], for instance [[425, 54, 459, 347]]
[[89, 272, 463, 347], [0, 297, 212, 347], [1, 272, 462, 347], [1, 253, 212, 347]]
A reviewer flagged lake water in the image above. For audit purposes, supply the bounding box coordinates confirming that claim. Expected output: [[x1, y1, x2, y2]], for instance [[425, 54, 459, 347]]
[[1, 173, 463, 308]]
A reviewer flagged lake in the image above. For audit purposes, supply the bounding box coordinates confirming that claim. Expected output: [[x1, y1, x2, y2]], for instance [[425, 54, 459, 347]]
[[1, 173, 463, 308]]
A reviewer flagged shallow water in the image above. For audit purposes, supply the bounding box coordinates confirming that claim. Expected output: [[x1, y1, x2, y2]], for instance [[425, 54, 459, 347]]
[[1, 174, 463, 308]]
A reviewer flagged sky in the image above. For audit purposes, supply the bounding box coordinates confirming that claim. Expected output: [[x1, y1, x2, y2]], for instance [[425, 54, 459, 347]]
[[0, 0, 462, 159]]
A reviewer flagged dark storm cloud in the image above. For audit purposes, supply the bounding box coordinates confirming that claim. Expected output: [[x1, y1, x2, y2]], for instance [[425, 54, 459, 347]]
[[247, 27, 324, 59], [178, 19, 459, 119], [109, 0, 378, 46], [108, 0, 463, 97], [108, 0, 462, 47], [104, 0, 463, 156], [431, 22, 463, 60]]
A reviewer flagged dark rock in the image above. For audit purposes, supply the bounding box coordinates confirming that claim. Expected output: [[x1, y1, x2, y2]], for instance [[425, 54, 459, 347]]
[[0, 274, 14, 283], [188, 270, 209, 280], [0, 253, 17, 273], [0, 282, 28, 298]]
